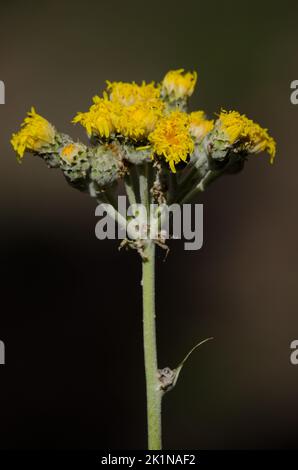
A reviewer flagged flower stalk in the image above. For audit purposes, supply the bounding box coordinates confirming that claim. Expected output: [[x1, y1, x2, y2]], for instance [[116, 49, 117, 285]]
[[142, 242, 162, 450]]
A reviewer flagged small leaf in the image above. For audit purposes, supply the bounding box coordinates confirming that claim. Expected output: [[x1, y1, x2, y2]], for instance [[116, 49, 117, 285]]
[[172, 337, 214, 388]]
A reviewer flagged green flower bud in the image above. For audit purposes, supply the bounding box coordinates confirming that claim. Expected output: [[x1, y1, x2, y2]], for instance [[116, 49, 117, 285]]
[[58, 138, 90, 190], [90, 144, 123, 190], [204, 127, 231, 163], [36, 133, 71, 168]]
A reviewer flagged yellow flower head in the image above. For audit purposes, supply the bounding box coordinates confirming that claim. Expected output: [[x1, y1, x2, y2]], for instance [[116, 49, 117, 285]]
[[105, 80, 164, 140], [218, 110, 276, 163], [59, 142, 84, 164], [149, 111, 194, 173], [245, 121, 276, 163], [189, 111, 214, 141], [106, 80, 160, 106], [161, 69, 197, 101], [73, 95, 120, 138], [217, 110, 248, 143], [115, 101, 164, 140], [74, 84, 164, 142], [11, 107, 56, 159]]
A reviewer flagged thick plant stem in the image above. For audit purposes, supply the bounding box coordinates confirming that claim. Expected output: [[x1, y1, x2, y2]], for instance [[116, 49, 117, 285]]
[[142, 242, 162, 450]]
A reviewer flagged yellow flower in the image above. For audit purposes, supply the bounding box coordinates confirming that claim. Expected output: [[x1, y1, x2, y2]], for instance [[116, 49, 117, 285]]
[[59, 143, 84, 164], [189, 111, 214, 141], [218, 110, 276, 163], [74, 86, 164, 141], [106, 80, 160, 106], [11, 107, 56, 159], [217, 110, 247, 143], [105, 80, 164, 139], [73, 95, 120, 138], [115, 101, 164, 140], [161, 69, 197, 101], [149, 111, 194, 172]]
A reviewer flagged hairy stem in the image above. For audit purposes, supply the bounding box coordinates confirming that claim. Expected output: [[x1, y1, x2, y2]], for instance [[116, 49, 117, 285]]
[[125, 165, 140, 205], [139, 164, 149, 213], [142, 242, 162, 450]]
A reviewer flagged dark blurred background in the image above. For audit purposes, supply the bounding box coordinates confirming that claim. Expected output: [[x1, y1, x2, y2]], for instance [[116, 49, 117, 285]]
[[0, 0, 298, 450]]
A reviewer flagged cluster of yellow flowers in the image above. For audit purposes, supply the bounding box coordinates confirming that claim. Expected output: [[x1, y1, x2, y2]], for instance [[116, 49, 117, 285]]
[[11, 69, 276, 172]]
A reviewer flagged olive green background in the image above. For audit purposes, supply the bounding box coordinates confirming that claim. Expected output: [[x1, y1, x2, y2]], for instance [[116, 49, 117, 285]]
[[0, 0, 298, 449]]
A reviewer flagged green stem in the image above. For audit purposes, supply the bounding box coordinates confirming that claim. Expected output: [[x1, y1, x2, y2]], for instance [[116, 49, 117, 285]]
[[124, 175, 137, 206], [142, 242, 162, 450], [168, 172, 178, 202], [139, 164, 149, 213], [178, 170, 215, 204], [146, 162, 154, 205], [178, 169, 225, 204], [125, 165, 140, 205], [169, 166, 200, 205]]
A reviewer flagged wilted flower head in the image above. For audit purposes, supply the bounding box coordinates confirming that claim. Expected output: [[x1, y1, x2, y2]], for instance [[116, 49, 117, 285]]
[[11, 107, 56, 160], [161, 69, 197, 101]]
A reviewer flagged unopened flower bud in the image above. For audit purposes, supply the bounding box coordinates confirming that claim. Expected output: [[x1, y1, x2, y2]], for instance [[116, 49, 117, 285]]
[[90, 143, 124, 190], [59, 140, 90, 188]]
